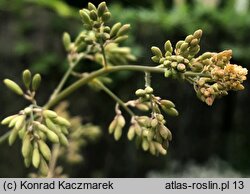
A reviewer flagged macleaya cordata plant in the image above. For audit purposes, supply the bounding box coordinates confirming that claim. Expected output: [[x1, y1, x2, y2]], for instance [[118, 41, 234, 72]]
[[0, 2, 248, 177]]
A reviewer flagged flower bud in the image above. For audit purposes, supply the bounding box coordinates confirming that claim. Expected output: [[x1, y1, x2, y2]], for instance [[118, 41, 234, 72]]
[[127, 125, 135, 141], [145, 86, 153, 94], [189, 45, 200, 55], [8, 116, 20, 128], [22, 134, 32, 158], [8, 128, 18, 146], [114, 35, 128, 43], [61, 126, 69, 135], [97, 2, 107, 17], [62, 32, 71, 51], [134, 123, 142, 136], [185, 35, 193, 43], [159, 125, 169, 139], [180, 42, 189, 52], [45, 118, 61, 135], [39, 158, 49, 176], [59, 133, 69, 146], [193, 29, 203, 39], [54, 116, 71, 127], [164, 40, 173, 53], [151, 46, 162, 58], [190, 38, 199, 46], [18, 126, 26, 139], [46, 130, 59, 143], [160, 100, 175, 108], [142, 138, 149, 151], [22, 69, 32, 89], [89, 10, 98, 21], [149, 142, 156, 155], [151, 56, 160, 63], [102, 12, 111, 22], [117, 24, 130, 37], [163, 107, 179, 117], [156, 114, 164, 121], [32, 74, 41, 91], [110, 22, 121, 38], [175, 40, 185, 49], [114, 126, 122, 141], [103, 26, 110, 33], [38, 140, 51, 161], [117, 115, 125, 127], [150, 118, 158, 128], [32, 143, 40, 168], [15, 115, 26, 130], [135, 89, 146, 97], [43, 110, 57, 118], [88, 2, 97, 11], [3, 79, 23, 95], [1, 115, 17, 125], [135, 103, 149, 111], [108, 117, 117, 134], [154, 142, 167, 155], [177, 63, 186, 72], [79, 10, 91, 25]]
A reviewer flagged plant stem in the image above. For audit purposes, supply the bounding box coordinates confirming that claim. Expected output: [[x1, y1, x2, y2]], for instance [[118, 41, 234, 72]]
[[100, 44, 108, 68], [48, 66, 74, 102], [44, 65, 163, 109], [44, 65, 210, 109], [94, 80, 135, 117], [47, 144, 60, 178], [47, 54, 84, 103], [0, 131, 11, 144]]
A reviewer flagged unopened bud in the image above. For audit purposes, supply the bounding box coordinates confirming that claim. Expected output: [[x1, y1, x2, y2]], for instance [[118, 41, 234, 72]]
[[193, 29, 203, 39], [4, 79, 23, 95], [185, 35, 193, 43], [22, 134, 32, 158], [127, 125, 135, 141], [32, 74, 41, 91], [150, 118, 158, 128], [142, 139, 149, 151], [154, 142, 167, 155], [114, 35, 128, 43], [145, 86, 153, 94], [8, 129, 18, 146], [117, 24, 130, 37], [59, 133, 69, 146], [135, 89, 146, 97], [22, 69, 32, 89], [89, 10, 98, 21], [32, 143, 40, 168], [110, 22, 121, 38], [177, 63, 186, 72], [190, 38, 199, 46], [160, 100, 175, 108], [151, 46, 162, 58], [1, 115, 17, 125], [102, 12, 111, 22], [43, 110, 57, 118], [180, 42, 189, 52], [164, 40, 173, 53], [38, 140, 51, 161], [97, 2, 107, 17]]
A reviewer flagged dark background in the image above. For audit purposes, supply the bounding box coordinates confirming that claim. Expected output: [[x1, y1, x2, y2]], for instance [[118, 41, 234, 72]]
[[0, 0, 249, 177]]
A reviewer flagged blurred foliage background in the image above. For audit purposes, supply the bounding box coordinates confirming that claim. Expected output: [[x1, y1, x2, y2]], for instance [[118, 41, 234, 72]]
[[0, 0, 250, 177]]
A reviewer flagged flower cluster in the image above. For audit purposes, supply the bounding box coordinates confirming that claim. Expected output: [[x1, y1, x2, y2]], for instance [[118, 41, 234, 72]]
[[1, 70, 71, 175], [62, 2, 135, 67], [151, 30, 248, 105], [109, 86, 178, 156]]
